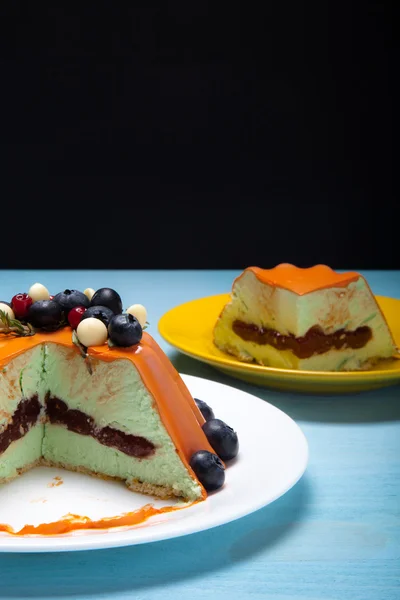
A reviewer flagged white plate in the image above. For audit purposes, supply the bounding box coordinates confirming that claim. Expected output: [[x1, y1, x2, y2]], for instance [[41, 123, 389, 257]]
[[0, 375, 308, 553]]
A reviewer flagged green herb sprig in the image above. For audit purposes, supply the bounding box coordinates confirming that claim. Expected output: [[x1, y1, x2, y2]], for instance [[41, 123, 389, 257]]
[[0, 309, 36, 337]]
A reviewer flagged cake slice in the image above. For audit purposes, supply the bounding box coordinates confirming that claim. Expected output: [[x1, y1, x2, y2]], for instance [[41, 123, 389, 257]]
[[213, 264, 397, 371], [0, 330, 216, 501]]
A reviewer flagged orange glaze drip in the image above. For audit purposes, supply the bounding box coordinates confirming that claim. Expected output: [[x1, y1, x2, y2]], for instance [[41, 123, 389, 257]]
[[0, 503, 188, 536], [237, 264, 361, 295], [0, 329, 215, 500], [144, 334, 206, 425], [88, 333, 213, 498], [48, 476, 63, 488]]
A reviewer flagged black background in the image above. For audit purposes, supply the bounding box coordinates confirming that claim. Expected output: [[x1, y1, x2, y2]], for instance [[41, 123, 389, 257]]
[[1, 2, 395, 270]]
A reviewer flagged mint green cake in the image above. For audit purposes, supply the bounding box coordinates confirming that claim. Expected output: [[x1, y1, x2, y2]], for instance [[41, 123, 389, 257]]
[[0, 329, 214, 502]]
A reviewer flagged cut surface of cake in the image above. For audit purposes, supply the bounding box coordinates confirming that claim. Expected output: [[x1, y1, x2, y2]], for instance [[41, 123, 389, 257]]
[[0, 329, 222, 500], [213, 264, 398, 371], [0, 330, 216, 500]]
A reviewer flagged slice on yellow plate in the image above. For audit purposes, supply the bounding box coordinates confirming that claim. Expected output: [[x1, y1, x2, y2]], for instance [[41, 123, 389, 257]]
[[159, 291, 400, 394], [213, 265, 397, 372]]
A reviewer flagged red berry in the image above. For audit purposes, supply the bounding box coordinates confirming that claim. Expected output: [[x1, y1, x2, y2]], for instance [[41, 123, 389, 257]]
[[68, 306, 87, 329], [11, 293, 33, 319], [49, 295, 54, 300]]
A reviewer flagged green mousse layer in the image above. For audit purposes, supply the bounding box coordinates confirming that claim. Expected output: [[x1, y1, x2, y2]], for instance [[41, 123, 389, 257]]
[[0, 426, 43, 481], [43, 427, 201, 500], [0, 347, 44, 430], [0, 344, 202, 500]]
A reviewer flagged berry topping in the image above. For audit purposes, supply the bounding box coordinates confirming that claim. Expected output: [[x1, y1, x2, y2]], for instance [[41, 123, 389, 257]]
[[68, 306, 87, 329], [202, 419, 239, 461], [11, 293, 33, 320], [53, 289, 90, 314], [108, 314, 143, 347], [91, 288, 122, 314], [189, 450, 225, 492], [126, 304, 147, 327], [84, 288, 95, 301], [76, 317, 108, 347], [0, 302, 15, 321], [81, 305, 114, 327], [27, 300, 63, 331], [28, 283, 50, 303], [194, 398, 215, 421]]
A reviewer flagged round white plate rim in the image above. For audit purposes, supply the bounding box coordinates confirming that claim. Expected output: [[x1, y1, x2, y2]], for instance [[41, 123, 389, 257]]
[[0, 374, 309, 553]]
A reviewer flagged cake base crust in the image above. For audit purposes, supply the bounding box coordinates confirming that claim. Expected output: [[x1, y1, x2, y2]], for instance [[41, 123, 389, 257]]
[[216, 339, 391, 371], [0, 458, 188, 500], [0, 458, 43, 485], [40, 459, 188, 500]]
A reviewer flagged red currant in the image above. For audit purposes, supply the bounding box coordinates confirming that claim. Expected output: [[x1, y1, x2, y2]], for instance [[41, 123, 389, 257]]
[[68, 306, 87, 329], [11, 293, 33, 319]]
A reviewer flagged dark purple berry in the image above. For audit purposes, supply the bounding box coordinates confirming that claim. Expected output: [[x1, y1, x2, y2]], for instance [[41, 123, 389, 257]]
[[53, 289, 90, 314], [108, 314, 143, 347], [91, 288, 122, 314], [194, 398, 215, 421], [202, 419, 239, 461], [189, 450, 225, 492], [27, 300, 63, 331], [81, 305, 114, 327]]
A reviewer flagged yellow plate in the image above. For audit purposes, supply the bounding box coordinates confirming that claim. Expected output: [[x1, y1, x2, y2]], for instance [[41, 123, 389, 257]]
[[158, 294, 400, 393]]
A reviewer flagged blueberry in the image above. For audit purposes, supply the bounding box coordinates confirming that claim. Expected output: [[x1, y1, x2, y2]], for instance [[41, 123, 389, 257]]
[[108, 314, 143, 347], [189, 450, 225, 492], [81, 305, 114, 327], [202, 419, 239, 461], [194, 398, 215, 421], [27, 300, 63, 331], [53, 289, 89, 314], [91, 288, 122, 314]]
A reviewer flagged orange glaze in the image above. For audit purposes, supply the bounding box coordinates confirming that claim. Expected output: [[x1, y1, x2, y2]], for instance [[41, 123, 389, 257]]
[[0, 502, 189, 536], [0, 328, 214, 501], [48, 476, 63, 488], [144, 334, 206, 424], [237, 264, 361, 296]]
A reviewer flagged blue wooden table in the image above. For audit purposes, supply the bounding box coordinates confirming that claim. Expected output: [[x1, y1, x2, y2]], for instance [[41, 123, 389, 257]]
[[0, 270, 399, 600]]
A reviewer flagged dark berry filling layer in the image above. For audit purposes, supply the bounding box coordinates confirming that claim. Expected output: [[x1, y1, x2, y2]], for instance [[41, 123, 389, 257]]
[[45, 395, 155, 457], [0, 395, 155, 458], [0, 395, 41, 453], [232, 320, 372, 359]]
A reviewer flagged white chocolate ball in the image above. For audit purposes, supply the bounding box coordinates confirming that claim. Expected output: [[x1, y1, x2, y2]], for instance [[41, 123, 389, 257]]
[[126, 304, 147, 327], [84, 288, 95, 301], [0, 303, 15, 323], [28, 283, 50, 302], [76, 317, 108, 347]]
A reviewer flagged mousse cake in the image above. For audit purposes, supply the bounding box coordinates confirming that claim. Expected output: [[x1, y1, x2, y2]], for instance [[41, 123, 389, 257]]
[[213, 264, 397, 371], [1, 283, 238, 501]]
